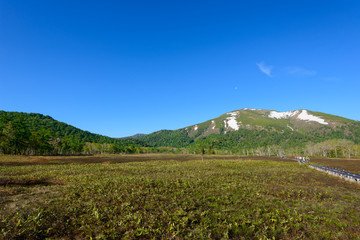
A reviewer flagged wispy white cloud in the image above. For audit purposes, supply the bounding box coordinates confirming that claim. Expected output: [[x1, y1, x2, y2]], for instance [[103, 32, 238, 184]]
[[288, 67, 317, 76], [256, 62, 273, 77]]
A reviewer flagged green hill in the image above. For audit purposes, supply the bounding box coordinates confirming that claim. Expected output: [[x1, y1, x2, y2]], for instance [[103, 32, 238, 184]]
[[0, 111, 148, 155], [141, 109, 360, 154]]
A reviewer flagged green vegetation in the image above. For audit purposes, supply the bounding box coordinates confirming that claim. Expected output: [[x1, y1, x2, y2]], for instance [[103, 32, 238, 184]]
[[141, 129, 193, 148], [141, 109, 360, 157], [143, 127, 360, 157], [308, 110, 354, 122], [0, 111, 148, 155], [1, 109, 360, 157], [1, 155, 360, 239]]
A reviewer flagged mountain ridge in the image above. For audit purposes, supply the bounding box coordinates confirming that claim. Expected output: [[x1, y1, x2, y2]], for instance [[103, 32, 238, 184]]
[[140, 108, 360, 152], [1, 109, 359, 156]]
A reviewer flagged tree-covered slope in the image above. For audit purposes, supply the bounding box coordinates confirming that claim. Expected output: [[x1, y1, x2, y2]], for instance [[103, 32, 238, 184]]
[[141, 129, 193, 148], [0, 111, 113, 143], [0, 111, 148, 155]]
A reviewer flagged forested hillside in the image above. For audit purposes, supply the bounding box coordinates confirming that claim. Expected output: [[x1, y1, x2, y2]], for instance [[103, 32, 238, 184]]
[[0, 111, 148, 155]]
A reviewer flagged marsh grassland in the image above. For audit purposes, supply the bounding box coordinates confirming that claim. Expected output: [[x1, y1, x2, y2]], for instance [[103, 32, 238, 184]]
[[1, 155, 360, 239]]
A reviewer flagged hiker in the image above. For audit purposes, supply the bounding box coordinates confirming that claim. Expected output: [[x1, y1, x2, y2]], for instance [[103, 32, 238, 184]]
[[306, 156, 310, 163]]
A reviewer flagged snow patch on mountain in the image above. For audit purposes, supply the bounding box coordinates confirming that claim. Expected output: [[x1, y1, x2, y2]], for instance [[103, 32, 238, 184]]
[[287, 124, 294, 131], [225, 111, 240, 131], [297, 110, 328, 125], [268, 110, 328, 125], [269, 110, 299, 119], [194, 125, 198, 131], [211, 120, 216, 129]]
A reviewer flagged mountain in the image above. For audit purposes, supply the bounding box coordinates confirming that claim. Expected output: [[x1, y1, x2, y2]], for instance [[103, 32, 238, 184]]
[[0, 111, 148, 155], [1, 109, 359, 156], [141, 109, 360, 152]]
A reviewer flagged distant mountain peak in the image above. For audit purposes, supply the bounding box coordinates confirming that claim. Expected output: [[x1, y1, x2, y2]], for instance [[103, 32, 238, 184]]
[[184, 108, 351, 137], [133, 108, 360, 151]]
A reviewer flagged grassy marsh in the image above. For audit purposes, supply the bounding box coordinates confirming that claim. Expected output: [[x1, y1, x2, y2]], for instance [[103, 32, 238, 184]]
[[1, 155, 360, 239]]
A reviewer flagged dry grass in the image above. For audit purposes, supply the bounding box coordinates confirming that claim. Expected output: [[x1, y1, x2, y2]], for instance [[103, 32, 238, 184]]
[[0, 154, 294, 166], [0, 177, 65, 186]]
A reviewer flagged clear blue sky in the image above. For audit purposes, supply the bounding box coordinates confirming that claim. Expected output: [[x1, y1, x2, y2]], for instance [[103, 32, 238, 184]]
[[1, 1, 360, 137]]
